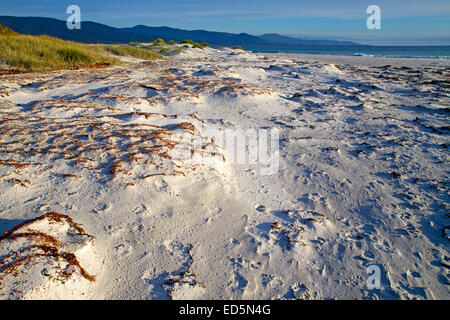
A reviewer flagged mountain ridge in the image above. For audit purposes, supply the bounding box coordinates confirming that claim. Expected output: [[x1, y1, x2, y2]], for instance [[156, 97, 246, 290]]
[[0, 16, 364, 50]]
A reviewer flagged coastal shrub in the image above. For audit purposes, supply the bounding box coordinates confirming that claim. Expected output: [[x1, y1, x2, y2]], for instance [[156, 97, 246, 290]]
[[182, 39, 196, 45], [232, 46, 245, 51], [153, 38, 165, 45], [192, 42, 204, 49], [180, 39, 210, 49], [184, 41, 210, 50]]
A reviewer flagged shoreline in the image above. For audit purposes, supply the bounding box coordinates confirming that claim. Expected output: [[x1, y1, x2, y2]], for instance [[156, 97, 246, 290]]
[[260, 52, 450, 68]]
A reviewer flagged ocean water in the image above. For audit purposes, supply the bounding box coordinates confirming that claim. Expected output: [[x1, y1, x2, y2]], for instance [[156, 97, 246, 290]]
[[250, 46, 450, 59]]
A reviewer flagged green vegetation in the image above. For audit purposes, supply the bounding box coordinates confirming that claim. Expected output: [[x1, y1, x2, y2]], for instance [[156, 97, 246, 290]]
[[0, 24, 162, 73], [232, 46, 245, 51], [158, 46, 183, 55], [0, 24, 18, 35], [153, 38, 165, 45], [104, 45, 162, 60], [127, 39, 210, 55], [0, 34, 118, 72], [181, 40, 210, 49], [127, 39, 187, 55], [56, 48, 93, 65], [181, 39, 196, 45]]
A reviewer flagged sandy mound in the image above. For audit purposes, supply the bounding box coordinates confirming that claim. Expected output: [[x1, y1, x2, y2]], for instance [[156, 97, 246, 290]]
[[0, 212, 96, 299]]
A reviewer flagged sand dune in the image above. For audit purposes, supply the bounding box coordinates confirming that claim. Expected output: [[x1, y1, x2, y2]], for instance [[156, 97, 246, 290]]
[[0, 47, 448, 299]]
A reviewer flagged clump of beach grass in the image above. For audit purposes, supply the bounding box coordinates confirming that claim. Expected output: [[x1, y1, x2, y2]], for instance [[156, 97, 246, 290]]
[[181, 40, 210, 49], [104, 45, 162, 60], [0, 24, 18, 35], [0, 33, 117, 72], [153, 38, 166, 45], [0, 24, 162, 73]]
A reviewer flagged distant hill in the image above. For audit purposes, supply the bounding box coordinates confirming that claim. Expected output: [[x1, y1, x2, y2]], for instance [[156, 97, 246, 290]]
[[120, 25, 270, 47], [259, 33, 359, 46], [0, 16, 363, 50], [0, 16, 137, 43]]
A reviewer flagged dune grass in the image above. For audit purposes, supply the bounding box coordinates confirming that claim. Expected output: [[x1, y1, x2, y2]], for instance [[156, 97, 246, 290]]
[[153, 38, 165, 45], [104, 45, 162, 61], [181, 39, 210, 49], [0, 34, 118, 72], [126, 39, 212, 56], [0, 25, 162, 73], [0, 24, 18, 35]]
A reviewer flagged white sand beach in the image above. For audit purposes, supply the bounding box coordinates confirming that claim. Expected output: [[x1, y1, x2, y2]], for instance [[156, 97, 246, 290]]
[[0, 47, 449, 299]]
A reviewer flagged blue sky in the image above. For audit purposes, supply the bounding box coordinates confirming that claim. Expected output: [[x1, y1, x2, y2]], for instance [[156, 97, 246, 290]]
[[1, 0, 450, 45]]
